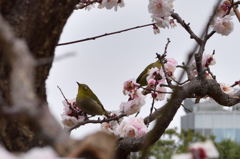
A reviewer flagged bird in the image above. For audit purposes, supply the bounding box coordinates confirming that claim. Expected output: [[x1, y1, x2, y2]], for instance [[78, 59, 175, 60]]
[[76, 82, 108, 116], [136, 61, 162, 86]]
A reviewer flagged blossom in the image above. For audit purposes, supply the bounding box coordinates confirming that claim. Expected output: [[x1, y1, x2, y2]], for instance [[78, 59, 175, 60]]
[[116, 117, 148, 138], [189, 54, 216, 78], [164, 58, 178, 76], [202, 54, 216, 67], [172, 140, 219, 159], [120, 90, 145, 115], [61, 99, 85, 128], [147, 78, 158, 88], [216, 0, 233, 17], [155, 85, 167, 101], [123, 78, 139, 95], [146, 67, 164, 82], [220, 83, 234, 95], [98, 0, 124, 11], [148, 0, 174, 28], [101, 120, 119, 134], [212, 15, 233, 36], [148, 0, 174, 18], [190, 140, 219, 159]]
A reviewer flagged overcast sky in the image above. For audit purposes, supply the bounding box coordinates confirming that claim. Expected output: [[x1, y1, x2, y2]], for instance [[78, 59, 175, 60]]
[[46, 0, 240, 138]]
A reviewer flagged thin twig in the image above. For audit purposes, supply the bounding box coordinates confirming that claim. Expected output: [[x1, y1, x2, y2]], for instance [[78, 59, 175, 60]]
[[171, 13, 202, 45], [231, 80, 240, 87], [156, 53, 172, 86], [69, 114, 126, 131], [57, 23, 155, 46], [163, 38, 171, 56], [57, 86, 71, 106]]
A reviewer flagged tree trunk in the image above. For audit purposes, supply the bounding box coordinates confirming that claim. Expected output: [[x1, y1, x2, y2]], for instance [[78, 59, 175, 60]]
[[0, 0, 78, 151]]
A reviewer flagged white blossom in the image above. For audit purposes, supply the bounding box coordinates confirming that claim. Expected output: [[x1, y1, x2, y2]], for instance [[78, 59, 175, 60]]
[[61, 99, 85, 128], [148, 0, 174, 28], [146, 67, 164, 82], [220, 83, 234, 95], [164, 58, 178, 76], [148, 0, 174, 17], [190, 140, 219, 158], [98, 0, 124, 11], [202, 54, 216, 67], [116, 117, 148, 138], [122, 78, 139, 95], [155, 85, 167, 101], [120, 90, 145, 115], [213, 15, 233, 36]]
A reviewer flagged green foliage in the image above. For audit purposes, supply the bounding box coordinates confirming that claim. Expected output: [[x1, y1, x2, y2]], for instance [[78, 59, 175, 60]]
[[217, 140, 240, 159], [147, 128, 240, 159]]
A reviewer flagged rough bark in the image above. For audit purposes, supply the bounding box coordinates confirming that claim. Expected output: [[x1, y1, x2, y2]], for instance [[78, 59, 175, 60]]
[[0, 0, 79, 152]]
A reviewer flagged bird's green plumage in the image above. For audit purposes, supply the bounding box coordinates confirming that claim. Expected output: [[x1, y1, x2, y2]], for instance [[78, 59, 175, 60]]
[[136, 61, 162, 86], [76, 82, 107, 115]]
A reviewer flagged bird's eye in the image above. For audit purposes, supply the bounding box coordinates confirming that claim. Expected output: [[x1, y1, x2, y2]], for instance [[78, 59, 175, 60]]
[[83, 86, 88, 90]]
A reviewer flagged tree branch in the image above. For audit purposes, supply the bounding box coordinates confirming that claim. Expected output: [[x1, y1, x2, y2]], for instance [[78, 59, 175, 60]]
[[57, 23, 155, 46]]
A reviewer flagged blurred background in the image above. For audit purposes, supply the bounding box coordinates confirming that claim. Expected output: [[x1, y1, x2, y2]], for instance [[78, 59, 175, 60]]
[[46, 0, 240, 138]]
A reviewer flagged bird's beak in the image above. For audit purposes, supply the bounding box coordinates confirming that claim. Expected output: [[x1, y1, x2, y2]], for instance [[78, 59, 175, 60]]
[[76, 82, 80, 86]]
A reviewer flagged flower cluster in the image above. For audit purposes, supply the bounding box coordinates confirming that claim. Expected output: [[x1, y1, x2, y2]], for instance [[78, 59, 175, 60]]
[[148, 0, 176, 33], [120, 79, 145, 115], [116, 117, 148, 138], [172, 140, 219, 159], [212, 0, 234, 36], [102, 116, 148, 138], [190, 53, 216, 79], [61, 98, 85, 128]]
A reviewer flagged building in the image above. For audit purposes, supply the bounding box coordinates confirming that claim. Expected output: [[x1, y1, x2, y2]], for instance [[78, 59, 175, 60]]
[[181, 99, 240, 142]]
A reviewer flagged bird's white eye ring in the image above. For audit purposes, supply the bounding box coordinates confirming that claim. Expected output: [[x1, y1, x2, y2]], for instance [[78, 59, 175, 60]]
[[83, 86, 88, 90]]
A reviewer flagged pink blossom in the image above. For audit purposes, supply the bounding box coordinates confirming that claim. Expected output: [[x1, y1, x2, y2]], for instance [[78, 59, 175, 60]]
[[147, 79, 158, 88], [190, 140, 219, 158], [116, 117, 148, 138], [165, 58, 178, 76], [212, 15, 233, 36], [120, 90, 145, 115], [123, 78, 139, 95]]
